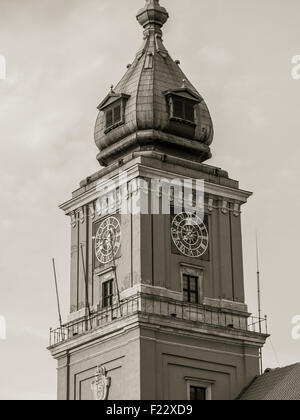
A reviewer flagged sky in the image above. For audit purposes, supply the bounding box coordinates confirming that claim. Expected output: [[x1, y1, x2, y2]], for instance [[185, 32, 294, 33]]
[[0, 0, 299, 400]]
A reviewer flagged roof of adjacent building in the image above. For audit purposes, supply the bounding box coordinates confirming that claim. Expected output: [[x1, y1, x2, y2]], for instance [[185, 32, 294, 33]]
[[94, 0, 214, 167], [239, 363, 300, 400]]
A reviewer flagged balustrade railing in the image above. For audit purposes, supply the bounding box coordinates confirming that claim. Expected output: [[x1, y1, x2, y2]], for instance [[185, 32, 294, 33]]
[[49, 293, 268, 347]]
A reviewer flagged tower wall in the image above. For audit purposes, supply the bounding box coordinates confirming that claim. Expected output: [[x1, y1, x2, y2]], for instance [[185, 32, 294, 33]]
[[52, 313, 262, 401], [67, 155, 248, 314], [55, 321, 142, 401], [139, 325, 260, 400]]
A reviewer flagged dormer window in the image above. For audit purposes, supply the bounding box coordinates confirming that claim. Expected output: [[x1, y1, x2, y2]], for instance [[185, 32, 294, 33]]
[[106, 103, 122, 129], [164, 88, 202, 127], [97, 92, 130, 134]]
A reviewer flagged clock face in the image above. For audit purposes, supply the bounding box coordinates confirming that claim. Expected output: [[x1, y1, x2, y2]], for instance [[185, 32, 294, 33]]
[[95, 216, 121, 264], [171, 212, 209, 258]]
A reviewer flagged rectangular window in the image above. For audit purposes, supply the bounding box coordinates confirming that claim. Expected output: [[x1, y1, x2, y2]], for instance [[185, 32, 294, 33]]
[[190, 386, 206, 401], [172, 99, 195, 122], [174, 100, 184, 119], [105, 103, 122, 129], [102, 279, 114, 308], [183, 274, 199, 304]]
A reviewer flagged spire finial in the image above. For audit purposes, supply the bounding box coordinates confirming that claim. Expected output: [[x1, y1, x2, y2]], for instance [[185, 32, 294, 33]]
[[137, 0, 169, 33]]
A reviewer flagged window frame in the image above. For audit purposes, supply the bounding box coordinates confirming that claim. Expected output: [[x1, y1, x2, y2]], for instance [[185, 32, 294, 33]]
[[97, 93, 130, 135], [163, 88, 201, 127], [105, 100, 123, 132], [183, 274, 199, 304], [180, 264, 204, 305], [102, 279, 114, 309], [172, 98, 195, 123], [185, 377, 213, 401], [189, 385, 207, 401]]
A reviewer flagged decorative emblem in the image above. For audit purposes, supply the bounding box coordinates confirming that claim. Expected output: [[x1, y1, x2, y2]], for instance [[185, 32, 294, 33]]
[[89, 203, 95, 220], [79, 208, 85, 224], [95, 216, 121, 264], [171, 212, 209, 258], [70, 212, 76, 228], [207, 198, 214, 213], [91, 365, 111, 401], [221, 200, 228, 215], [233, 202, 240, 217]]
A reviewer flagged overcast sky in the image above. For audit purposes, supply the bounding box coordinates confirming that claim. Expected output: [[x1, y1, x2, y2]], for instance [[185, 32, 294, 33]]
[[0, 0, 299, 400]]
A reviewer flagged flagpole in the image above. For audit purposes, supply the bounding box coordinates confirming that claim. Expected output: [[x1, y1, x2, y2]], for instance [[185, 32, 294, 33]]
[[52, 258, 63, 336]]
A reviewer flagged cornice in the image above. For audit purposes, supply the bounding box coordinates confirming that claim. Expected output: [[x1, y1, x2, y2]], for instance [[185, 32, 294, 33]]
[[60, 162, 251, 216]]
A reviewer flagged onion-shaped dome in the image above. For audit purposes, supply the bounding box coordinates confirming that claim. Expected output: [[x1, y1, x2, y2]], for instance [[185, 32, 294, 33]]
[[94, 0, 214, 166]]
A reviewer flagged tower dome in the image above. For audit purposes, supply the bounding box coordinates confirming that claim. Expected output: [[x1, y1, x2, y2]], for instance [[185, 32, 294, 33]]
[[94, 0, 214, 167]]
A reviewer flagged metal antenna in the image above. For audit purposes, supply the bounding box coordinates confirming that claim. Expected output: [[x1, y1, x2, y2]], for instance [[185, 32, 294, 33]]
[[256, 233, 263, 374], [256, 234, 262, 328], [80, 243, 93, 329], [108, 230, 123, 317], [52, 258, 63, 338]]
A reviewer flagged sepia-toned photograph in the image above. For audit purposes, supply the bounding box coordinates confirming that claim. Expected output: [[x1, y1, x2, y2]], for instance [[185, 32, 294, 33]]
[[0, 0, 300, 404]]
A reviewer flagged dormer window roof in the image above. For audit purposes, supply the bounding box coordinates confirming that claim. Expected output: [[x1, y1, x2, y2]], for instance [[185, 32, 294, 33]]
[[163, 88, 203, 104], [97, 93, 130, 111]]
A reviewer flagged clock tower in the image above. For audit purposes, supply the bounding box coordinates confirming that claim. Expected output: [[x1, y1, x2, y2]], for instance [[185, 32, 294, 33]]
[[49, 0, 268, 401]]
